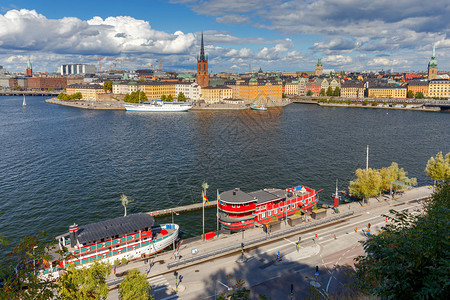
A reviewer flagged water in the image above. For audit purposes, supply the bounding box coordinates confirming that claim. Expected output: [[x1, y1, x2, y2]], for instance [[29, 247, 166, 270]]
[[0, 96, 448, 249]]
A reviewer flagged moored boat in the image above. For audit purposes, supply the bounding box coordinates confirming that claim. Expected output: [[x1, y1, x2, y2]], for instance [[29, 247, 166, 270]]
[[250, 104, 267, 111], [39, 213, 178, 280], [218, 185, 318, 231], [125, 101, 192, 112]]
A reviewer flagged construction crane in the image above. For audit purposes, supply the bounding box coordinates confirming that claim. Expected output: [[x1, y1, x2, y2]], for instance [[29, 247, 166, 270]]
[[93, 56, 104, 72], [115, 58, 135, 71], [158, 59, 168, 71]]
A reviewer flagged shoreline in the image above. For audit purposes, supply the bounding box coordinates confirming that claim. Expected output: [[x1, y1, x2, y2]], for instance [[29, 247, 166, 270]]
[[316, 102, 441, 112], [45, 98, 125, 110]]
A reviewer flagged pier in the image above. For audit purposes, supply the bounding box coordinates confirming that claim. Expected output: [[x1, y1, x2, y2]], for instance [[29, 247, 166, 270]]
[[147, 200, 217, 217]]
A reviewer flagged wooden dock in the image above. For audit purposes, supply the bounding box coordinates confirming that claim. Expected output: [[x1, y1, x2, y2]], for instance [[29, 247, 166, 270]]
[[147, 200, 218, 217]]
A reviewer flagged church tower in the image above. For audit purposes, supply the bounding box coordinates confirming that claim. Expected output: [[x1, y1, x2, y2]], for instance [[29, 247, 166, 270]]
[[315, 58, 323, 76], [26, 55, 33, 77], [196, 33, 209, 87], [428, 44, 437, 80]]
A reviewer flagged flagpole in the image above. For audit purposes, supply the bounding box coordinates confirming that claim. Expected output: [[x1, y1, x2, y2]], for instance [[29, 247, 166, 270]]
[[216, 189, 219, 235], [202, 191, 205, 241]]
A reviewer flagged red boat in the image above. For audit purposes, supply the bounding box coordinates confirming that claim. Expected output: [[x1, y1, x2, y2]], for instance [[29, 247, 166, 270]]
[[218, 185, 318, 231]]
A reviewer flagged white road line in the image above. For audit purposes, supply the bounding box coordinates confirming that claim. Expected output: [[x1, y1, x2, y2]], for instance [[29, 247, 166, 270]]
[[326, 275, 333, 292], [160, 295, 178, 300]]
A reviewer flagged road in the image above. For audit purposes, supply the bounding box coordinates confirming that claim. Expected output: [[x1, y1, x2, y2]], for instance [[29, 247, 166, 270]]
[[106, 187, 430, 299]]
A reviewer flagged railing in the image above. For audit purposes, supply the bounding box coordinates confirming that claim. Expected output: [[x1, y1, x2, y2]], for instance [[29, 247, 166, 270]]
[[167, 211, 354, 269]]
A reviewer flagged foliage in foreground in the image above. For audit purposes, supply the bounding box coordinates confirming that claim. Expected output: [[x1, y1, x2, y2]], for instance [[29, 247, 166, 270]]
[[353, 180, 450, 299], [58, 262, 111, 300], [119, 269, 152, 300]]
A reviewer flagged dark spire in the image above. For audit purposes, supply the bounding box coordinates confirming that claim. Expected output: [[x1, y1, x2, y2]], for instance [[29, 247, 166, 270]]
[[199, 32, 206, 62]]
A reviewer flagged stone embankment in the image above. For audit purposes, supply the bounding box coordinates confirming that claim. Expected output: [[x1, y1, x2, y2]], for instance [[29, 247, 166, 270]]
[[45, 98, 125, 110]]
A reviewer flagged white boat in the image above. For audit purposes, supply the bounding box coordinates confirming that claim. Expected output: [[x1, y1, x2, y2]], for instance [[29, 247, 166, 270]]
[[250, 104, 267, 111], [125, 101, 192, 112], [39, 213, 179, 280], [21, 95, 27, 107]]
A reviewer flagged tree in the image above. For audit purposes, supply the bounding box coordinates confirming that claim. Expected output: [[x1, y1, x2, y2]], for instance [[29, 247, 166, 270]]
[[161, 94, 166, 101], [72, 92, 82, 100], [320, 88, 325, 96], [306, 90, 312, 96], [282, 93, 287, 98], [119, 269, 152, 300], [406, 90, 414, 98], [120, 193, 133, 216], [425, 152, 450, 183], [326, 86, 333, 96], [349, 168, 382, 204], [415, 91, 424, 99], [167, 94, 174, 102], [177, 92, 186, 102], [333, 87, 341, 96], [103, 81, 113, 92], [58, 262, 111, 300], [353, 181, 450, 299], [1, 232, 60, 300]]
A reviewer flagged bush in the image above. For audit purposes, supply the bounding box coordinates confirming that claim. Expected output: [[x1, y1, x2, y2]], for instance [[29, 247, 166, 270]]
[[371, 101, 378, 106], [121, 257, 128, 265], [362, 99, 369, 106], [114, 259, 120, 266]]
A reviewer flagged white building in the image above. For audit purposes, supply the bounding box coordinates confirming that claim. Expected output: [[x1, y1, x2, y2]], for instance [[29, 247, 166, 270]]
[[112, 81, 141, 95], [175, 82, 201, 101], [60, 64, 97, 75]]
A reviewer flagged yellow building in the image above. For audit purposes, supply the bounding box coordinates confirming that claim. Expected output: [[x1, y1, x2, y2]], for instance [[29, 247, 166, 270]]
[[201, 85, 232, 103], [428, 79, 450, 98], [141, 82, 176, 100], [368, 86, 407, 99], [239, 78, 282, 105], [66, 84, 105, 101], [341, 81, 365, 98], [284, 81, 299, 95], [407, 81, 428, 97]]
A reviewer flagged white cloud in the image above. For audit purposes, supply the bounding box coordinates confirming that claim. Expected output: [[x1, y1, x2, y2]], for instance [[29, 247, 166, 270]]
[[323, 55, 353, 65]]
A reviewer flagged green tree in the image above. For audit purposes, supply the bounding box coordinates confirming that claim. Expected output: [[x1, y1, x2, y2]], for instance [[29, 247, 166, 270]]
[[406, 90, 414, 98], [319, 88, 325, 96], [57, 92, 66, 100], [414, 91, 424, 99], [58, 262, 111, 300], [161, 94, 166, 101], [103, 81, 113, 92], [120, 193, 133, 216], [119, 269, 152, 300], [326, 86, 333, 96], [138, 77, 146, 82], [71, 92, 82, 100], [166, 94, 174, 102], [353, 181, 450, 299], [282, 93, 287, 98], [1, 232, 60, 300], [425, 152, 450, 183], [139, 91, 147, 102], [349, 168, 382, 204], [306, 90, 312, 96], [362, 99, 369, 106], [333, 87, 340, 96], [177, 92, 186, 102]]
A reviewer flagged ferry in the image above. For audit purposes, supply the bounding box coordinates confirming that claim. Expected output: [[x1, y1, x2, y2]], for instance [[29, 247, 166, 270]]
[[39, 213, 178, 279], [250, 104, 267, 111], [218, 185, 318, 231], [124, 101, 192, 112]]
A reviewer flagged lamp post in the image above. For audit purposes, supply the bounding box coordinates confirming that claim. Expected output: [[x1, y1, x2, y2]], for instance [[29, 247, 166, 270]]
[[202, 181, 209, 241], [171, 210, 179, 252], [215, 280, 233, 299], [32, 245, 38, 275]]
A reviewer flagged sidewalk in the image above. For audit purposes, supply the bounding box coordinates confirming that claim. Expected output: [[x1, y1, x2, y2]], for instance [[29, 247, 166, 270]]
[[106, 186, 432, 289]]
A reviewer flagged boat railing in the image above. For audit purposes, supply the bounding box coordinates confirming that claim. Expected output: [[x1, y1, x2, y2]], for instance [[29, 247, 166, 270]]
[[167, 211, 354, 269]]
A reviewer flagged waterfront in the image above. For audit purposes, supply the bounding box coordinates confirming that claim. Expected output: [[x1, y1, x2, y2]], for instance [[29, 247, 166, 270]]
[[0, 96, 448, 250]]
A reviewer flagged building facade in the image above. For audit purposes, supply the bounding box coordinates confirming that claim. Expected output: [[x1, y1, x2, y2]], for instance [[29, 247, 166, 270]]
[[238, 78, 283, 105], [27, 77, 67, 90], [112, 81, 140, 95], [407, 81, 429, 97], [141, 82, 176, 100], [175, 82, 201, 101], [201, 85, 232, 103], [26, 56, 32, 77], [66, 84, 105, 100], [367, 86, 407, 99], [428, 79, 449, 98], [60, 64, 96, 75], [196, 33, 209, 87], [341, 81, 365, 98]]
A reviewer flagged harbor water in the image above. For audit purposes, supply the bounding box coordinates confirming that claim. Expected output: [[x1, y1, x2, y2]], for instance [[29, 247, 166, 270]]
[[0, 96, 448, 249]]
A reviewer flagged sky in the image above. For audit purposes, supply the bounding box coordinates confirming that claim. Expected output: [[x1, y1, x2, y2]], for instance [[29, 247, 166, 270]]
[[0, 0, 449, 73]]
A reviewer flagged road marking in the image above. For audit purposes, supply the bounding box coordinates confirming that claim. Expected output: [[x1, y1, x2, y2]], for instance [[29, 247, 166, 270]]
[[326, 275, 333, 292], [160, 295, 178, 300]]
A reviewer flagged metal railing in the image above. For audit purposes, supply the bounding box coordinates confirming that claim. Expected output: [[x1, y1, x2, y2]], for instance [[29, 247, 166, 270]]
[[167, 211, 354, 269]]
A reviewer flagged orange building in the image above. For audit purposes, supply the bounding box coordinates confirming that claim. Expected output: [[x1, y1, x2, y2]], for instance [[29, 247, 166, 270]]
[[238, 77, 282, 105], [407, 81, 428, 97], [196, 33, 209, 87]]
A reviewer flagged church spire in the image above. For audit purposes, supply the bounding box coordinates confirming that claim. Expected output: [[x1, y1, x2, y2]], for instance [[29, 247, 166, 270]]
[[432, 43, 435, 59], [199, 32, 206, 62]]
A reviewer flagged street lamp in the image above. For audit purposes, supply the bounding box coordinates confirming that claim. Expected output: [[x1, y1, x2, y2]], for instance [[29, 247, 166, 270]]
[[171, 210, 179, 251], [215, 280, 233, 299], [202, 181, 209, 240]]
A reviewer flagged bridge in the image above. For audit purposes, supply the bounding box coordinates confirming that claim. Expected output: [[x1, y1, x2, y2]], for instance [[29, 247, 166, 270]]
[[423, 100, 450, 111]]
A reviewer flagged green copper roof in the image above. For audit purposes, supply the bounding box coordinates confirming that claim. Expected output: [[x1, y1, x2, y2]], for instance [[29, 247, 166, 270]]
[[317, 58, 322, 66], [27, 56, 32, 69]]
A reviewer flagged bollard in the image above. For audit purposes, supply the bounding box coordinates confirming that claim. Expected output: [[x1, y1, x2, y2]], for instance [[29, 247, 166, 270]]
[[315, 233, 318, 238], [334, 234, 337, 239], [355, 227, 357, 232]]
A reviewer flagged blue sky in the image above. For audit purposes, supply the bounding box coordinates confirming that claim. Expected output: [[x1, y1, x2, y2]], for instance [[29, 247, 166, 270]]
[[1, 0, 449, 73]]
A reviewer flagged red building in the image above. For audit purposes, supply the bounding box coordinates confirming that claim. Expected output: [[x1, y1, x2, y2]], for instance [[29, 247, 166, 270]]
[[196, 33, 209, 87], [218, 185, 318, 231], [26, 56, 32, 77], [27, 77, 67, 90]]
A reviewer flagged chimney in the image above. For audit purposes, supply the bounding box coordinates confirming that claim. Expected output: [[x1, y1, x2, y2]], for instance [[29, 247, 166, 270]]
[[69, 224, 79, 248]]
